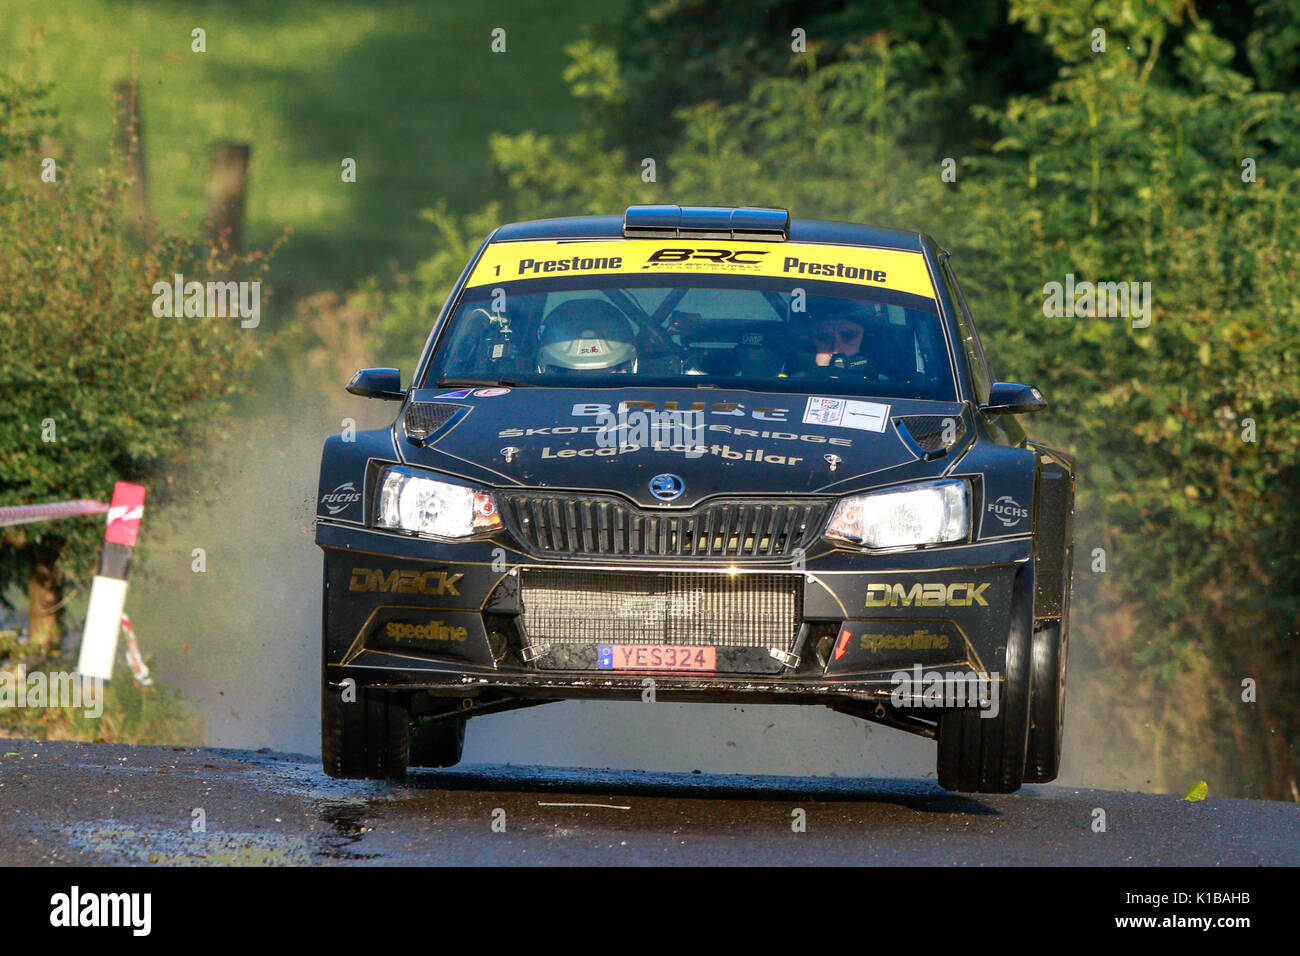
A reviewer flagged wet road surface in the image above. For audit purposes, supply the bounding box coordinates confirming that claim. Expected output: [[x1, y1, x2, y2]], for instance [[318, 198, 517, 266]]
[[1, 738, 1295, 865]]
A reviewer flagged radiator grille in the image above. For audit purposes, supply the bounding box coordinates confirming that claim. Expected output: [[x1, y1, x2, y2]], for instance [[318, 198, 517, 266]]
[[519, 569, 801, 648], [500, 493, 829, 560]]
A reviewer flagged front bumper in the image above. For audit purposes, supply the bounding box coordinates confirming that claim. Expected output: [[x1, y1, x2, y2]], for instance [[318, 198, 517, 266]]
[[318, 520, 1030, 708]]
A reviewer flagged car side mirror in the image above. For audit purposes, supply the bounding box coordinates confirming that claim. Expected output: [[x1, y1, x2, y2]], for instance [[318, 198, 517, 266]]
[[981, 381, 1047, 415], [346, 368, 405, 400]]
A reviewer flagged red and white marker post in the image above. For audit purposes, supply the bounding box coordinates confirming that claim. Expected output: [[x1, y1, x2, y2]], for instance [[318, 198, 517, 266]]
[[76, 482, 146, 681]]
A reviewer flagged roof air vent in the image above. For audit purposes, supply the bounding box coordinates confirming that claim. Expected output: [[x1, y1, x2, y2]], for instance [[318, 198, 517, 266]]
[[623, 205, 789, 241]]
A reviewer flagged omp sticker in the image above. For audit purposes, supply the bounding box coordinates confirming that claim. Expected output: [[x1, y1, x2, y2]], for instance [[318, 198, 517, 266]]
[[473, 387, 510, 397], [803, 397, 889, 432], [465, 240, 937, 299]]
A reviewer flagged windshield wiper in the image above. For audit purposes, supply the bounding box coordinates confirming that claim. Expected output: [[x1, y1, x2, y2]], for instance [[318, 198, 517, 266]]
[[436, 377, 520, 388]]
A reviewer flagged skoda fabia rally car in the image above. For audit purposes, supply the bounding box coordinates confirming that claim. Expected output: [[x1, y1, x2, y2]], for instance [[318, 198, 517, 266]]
[[316, 205, 1076, 793]]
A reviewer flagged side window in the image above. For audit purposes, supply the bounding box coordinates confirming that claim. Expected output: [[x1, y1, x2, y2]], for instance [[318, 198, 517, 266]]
[[940, 257, 993, 404]]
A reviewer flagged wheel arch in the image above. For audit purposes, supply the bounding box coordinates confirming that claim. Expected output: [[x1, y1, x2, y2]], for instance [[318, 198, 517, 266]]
[[1027, 439, 1076, 624]]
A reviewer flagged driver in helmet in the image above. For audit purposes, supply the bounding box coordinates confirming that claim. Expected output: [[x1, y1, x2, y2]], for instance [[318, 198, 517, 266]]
[[805, 298, 884, 374], [537, 299, 638, 374]]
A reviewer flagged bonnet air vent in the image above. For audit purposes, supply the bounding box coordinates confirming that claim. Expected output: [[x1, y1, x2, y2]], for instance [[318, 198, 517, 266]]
[[623, 205, 789, 241], [895, 414, 967, 458], [403, 402, 460, 441]]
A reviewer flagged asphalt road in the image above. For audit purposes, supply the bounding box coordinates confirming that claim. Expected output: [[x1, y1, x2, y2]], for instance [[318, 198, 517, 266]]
[[1, 737, 1295, 865]]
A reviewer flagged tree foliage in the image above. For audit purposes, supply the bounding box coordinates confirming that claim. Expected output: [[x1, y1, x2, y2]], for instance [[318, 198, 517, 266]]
[[578, 0, 1062, 159]]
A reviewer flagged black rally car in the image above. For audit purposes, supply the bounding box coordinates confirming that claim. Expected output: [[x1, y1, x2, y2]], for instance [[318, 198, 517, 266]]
[[316, 205, 1075, 793]]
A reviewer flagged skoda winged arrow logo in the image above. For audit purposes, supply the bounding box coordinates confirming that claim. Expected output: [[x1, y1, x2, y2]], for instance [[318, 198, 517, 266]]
[[649, 473, 685, 502]]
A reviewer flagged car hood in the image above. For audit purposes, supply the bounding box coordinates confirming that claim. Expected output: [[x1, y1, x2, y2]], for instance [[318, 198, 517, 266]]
[[399, 385, 968, 508]]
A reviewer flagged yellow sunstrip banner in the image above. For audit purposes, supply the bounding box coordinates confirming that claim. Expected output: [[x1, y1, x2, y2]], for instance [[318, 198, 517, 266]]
[[466, 239, 936, 300]]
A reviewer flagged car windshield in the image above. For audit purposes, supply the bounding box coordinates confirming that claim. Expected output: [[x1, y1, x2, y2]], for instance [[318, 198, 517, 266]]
[[424, 255, 956, 402]]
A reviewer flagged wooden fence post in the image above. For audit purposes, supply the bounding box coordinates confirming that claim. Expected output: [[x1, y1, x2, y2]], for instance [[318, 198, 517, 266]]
[[206, 141, 251, 258], [113, 79, 152, 241]]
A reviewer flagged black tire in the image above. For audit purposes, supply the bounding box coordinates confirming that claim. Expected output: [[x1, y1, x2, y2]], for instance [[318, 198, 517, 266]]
[[1023, 621, 1067, 783], [321, 679, 410, 780], [1025, 546, 1071, 783], [1024, 546, 1076, 785], [408, 717, 467, 768], [936, 564, 1034, 793]]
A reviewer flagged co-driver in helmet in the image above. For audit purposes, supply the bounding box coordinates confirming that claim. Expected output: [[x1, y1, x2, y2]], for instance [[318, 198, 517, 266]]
[[536, 299, 638, 374]]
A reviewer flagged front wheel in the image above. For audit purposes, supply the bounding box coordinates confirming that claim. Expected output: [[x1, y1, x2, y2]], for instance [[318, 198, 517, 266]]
[[321, 678, 410, 780], [1024, 620, 1068, 783], [936, 565, 1034, 794], [1025, 543, 1072, 784]]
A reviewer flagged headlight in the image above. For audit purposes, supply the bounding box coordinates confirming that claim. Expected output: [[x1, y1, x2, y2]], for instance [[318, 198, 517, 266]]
[[375, 468, 501, 538], [825, 479, 969, 549]]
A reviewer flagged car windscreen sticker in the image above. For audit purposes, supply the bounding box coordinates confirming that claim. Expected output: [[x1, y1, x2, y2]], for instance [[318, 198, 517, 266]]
[[465, 239, 937, 300], [803, 397, 890, 432]]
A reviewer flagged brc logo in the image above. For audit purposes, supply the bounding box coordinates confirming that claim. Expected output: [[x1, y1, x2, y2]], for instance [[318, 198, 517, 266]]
[[864, 582, 990, 607], [348, 568, 463, 596], [647, 248, 769, 265]]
